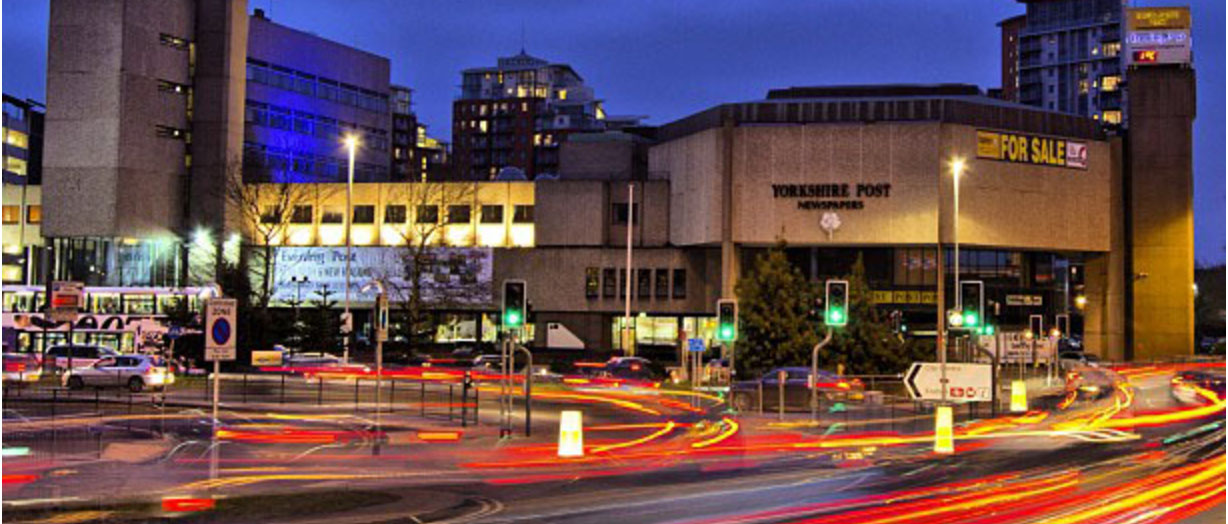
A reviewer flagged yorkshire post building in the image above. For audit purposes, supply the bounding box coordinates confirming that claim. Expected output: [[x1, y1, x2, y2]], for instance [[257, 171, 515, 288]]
[[498, 84, 1122, 363]]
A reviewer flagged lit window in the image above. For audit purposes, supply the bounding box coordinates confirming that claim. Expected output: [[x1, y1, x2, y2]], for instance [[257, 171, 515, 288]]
[[1103, 111, 1123, 124], [4, 156, 27, 176], [479, 120, 488, 133], [2, 206, 19, 224], [25, 206, 41, 224], [513, 205, 534, 223], [416, 205, 439, 224], [1078, 80, 1089, 94], [1102, 42, 1121, 57], [557, 89, 567, 100], [321, 206, 344, 224], [480, 205, 503, 224], [385, 205, 407, 223], [1101, 75, 1121, 92], [353, 205, 375, 224], [447, 205, 471, 224], [585, 268, 599, 299], [5, 129, 28, 148], [290, 205, 314, 224]]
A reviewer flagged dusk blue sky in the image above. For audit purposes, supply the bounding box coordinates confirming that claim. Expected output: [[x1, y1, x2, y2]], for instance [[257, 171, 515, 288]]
[[4, 0, 1223, 262]]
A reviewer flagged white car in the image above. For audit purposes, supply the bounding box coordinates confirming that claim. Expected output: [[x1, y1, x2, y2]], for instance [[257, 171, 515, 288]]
[[45, 344, 120, 372], [64, 354, 174, 392]]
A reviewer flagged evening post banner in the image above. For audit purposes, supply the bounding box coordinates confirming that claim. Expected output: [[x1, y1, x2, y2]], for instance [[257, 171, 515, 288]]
[[268, 247, 493, 304]]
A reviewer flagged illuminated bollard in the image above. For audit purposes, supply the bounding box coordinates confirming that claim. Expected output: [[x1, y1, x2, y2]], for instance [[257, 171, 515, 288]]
[[933, 405, 954, 454], [1010, 380, 1028, 413], [558, 410, 584, 457]]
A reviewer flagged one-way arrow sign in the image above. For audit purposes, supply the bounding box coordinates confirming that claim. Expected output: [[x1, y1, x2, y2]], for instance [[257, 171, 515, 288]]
[[905, 362, 993, 402]]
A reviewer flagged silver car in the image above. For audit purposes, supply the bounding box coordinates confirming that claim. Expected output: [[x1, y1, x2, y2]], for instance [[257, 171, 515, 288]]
[[64, 354, 174, 392]]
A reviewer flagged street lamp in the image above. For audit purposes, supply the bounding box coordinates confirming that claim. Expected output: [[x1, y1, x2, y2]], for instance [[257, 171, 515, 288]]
[[940, 157, 967, 404], [951, 158, 966, 314], [291, 276, 309, 324], [342, 135, 359, 364]]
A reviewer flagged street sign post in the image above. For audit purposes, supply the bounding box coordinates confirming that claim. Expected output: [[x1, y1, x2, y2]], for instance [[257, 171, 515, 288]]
[[905, 362, 993, 402], [205, 299, 237, 362]]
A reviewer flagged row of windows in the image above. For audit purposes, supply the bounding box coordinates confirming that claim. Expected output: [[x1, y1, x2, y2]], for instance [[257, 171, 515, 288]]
[[1, 205, 41, 225], [264, 204, 535, 225], [243, 142, 388, 181], [246, 59, 389, 114], [245, 100, 389, 152], [585, 268, 687, 300]]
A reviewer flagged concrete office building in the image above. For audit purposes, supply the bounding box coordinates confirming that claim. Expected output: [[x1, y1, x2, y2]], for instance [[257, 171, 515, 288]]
[[42, 1, 406, 287], [2, 95, 46, 285], [1003, 0, 1127, 125]]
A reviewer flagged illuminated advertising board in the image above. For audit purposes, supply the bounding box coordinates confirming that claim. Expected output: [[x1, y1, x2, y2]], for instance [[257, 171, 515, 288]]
[[976, 130, 1088, 170], [1125, 7, 1192, 66]]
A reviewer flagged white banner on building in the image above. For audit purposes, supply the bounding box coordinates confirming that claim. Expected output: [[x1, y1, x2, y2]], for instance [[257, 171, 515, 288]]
[[268, 247, 493, 306]]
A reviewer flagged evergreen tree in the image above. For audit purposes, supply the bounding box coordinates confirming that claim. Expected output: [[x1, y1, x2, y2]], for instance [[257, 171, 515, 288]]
[[827, 254, 912, 374], [303, 285, 342, 355], [734, 243, 819, 377]]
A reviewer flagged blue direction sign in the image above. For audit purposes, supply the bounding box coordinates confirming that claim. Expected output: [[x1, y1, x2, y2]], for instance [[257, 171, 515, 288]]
[[166, 326, 184, 340], [687, 338, 706, 353]]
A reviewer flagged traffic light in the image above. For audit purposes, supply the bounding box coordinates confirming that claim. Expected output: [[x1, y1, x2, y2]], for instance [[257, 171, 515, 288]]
[[716, 299, 738, 341], [1028, 314, 1044, 340], [959, 281, 983, 328], [1055, 314, 1069, 338], [502, 280, 526, 329], [825, 280, 849, 327]]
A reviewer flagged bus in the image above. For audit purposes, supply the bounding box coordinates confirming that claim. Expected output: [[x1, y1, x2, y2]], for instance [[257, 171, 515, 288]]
[[2, 285, 207, 355]]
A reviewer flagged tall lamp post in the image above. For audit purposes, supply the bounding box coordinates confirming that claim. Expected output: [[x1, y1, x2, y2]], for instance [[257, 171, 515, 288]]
[[941, 158, 967, 403], [343, 135, 359, 364], [622, 182, 634, 356]]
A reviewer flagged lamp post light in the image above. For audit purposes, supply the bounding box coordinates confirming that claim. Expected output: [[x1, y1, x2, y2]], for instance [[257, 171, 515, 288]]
[[342, 135, 359, 364], [291, 276, 309, 323]]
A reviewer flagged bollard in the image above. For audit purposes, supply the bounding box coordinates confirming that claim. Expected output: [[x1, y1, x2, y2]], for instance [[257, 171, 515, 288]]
[[461, 374, 470, 428], [449, 384, 455, 420], [280, 374, 286, 405], [242, 373, 248, 404], [557, 410, 584, 457], [473, 382, 479, 425], [354, 379, 361, 412], [757, 381, 764, 415], [389, 380, 395, 413], [934, 405, 954, 454], [1010, 380, 1028, 413], [420, 382, 426, 417], [317, 377, 323, 406]]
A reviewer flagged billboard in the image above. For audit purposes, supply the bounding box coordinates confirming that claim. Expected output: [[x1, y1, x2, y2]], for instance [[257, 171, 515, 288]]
[[976, 130, 1088, 170], [268, 247, 493, 306], [1126, 7, 1192, 66]]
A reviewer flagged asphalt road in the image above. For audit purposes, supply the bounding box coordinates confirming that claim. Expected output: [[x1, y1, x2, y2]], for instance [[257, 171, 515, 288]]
[[2, 363, 1223, 523]]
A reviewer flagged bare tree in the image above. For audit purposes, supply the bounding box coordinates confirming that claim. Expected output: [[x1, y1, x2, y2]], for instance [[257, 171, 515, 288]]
[[221, 160, 328, 309], [385, 181, 489, 348]]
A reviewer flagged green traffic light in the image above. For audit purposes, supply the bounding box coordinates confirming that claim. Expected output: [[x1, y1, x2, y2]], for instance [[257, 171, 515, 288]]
[[962, 312, 978, 327], [505, 310, 522, 327], [719, 325, 734, 340], [828, 309, 845, 325]]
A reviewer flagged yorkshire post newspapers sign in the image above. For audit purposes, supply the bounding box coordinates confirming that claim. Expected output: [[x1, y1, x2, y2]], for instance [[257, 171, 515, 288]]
[[269, 247, 492, 305], [976, 130, 1088, 170]]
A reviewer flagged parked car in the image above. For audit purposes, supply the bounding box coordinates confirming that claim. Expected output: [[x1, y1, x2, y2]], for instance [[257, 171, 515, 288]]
[[1063, 366, 1118, 400], [283, 353, 344, 368], [1058, 351, 1100, 372], [3, 353, 43, 384], [1171, 368, 1226, 404], [729, 367, 863, 412], [45, 344, 120, 371], [63, 354, 174, 392]]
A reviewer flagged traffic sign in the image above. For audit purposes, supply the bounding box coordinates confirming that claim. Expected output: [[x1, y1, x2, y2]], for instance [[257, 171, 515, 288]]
[[204, 298, 237, 361], [687, 338, 705, 353], [49, 281, 83, 323], [904, 362, 992, 401]]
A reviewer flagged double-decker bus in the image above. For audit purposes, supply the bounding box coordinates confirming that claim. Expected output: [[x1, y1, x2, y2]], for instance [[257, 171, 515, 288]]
[[2, 285, 207, 354]]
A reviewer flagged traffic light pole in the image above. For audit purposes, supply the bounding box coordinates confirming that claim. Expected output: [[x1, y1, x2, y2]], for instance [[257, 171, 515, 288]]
[[810, 327, 834, 423]]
